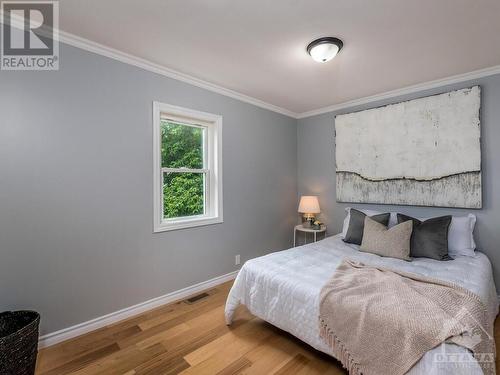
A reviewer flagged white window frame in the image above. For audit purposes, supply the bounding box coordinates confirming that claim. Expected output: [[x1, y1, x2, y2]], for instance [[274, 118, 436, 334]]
[[153, 102, 223, 232]]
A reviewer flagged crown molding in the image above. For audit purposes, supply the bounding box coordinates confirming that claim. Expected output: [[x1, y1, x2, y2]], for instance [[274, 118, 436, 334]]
[[297, 64, 500, 119], [60, 29, 500, 120], [3, 12, 500, 120], [56, 30, 299, 118]]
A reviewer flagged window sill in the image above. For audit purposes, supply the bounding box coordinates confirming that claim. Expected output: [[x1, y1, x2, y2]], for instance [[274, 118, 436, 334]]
[[154, 216, 223, 233]]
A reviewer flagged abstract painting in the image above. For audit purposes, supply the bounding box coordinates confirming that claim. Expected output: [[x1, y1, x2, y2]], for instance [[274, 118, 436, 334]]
[[335, 86, 481, 208]]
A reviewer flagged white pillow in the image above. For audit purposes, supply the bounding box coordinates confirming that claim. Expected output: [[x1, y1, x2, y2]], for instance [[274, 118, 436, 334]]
[[341, 207, 397, 238], [446, 214, 477, 257], [403, 213, 477, 258]]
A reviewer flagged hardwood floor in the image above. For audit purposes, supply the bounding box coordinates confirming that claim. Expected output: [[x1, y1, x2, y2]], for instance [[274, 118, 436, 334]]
[[37, 281, 500, 375]]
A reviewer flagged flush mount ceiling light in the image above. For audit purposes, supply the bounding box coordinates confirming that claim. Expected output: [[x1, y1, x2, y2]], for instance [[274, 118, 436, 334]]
[[307, 37, 343, 63]]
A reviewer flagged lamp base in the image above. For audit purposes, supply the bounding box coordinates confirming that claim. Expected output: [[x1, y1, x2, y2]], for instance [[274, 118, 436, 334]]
[[302, 214, 316, 228]]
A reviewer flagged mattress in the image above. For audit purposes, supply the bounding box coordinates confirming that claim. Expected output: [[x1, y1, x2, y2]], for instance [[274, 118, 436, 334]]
[[225, 234, 498, 375]]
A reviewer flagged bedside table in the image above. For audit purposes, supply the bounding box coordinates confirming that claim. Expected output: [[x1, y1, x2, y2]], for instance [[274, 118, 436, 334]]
[[293, 224, 327, 247]]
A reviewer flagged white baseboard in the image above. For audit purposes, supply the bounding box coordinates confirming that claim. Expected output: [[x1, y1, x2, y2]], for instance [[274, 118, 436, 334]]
[[38, 270, 239, 348]]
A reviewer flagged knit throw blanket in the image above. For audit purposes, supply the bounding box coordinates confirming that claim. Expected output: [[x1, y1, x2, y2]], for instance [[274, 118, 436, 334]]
[[319, 260, 495, 375]]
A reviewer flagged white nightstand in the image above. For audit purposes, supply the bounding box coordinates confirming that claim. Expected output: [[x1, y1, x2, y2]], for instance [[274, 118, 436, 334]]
[[293, 224, 327, 247]]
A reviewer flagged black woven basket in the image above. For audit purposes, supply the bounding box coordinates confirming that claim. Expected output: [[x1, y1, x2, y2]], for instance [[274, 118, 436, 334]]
[[0, 311, 40, 375]]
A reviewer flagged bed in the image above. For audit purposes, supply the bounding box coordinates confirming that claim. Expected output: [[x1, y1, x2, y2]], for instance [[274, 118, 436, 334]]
[[225, 234, 498, 375]]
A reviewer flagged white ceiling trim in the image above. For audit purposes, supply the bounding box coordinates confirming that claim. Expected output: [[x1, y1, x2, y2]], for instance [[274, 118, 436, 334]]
[[60, 29, 500, 120], [297, 64, 500, 119], [6, 12, 499, 121], [58, 30, 300, 118]]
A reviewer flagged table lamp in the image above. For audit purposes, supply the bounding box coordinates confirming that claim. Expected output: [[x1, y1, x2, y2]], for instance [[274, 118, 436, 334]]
[[298, 196, 320, 228]]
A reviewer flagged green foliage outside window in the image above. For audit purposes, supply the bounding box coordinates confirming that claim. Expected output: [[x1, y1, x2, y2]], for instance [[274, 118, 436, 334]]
[[161, 121, 205, 218]]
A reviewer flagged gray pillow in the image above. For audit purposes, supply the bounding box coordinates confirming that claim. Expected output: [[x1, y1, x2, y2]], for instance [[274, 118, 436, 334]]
[[344, 208, 390, 245], [360, 217, 413, 261], [397, 214, 452, 260]]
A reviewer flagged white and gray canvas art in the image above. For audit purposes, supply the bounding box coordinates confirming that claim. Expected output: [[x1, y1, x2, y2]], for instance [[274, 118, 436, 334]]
[[335, 86, 482, 208]]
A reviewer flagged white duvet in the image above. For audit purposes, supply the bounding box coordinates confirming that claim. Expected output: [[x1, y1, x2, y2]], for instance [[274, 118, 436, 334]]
[[225, 234, 498, 375]]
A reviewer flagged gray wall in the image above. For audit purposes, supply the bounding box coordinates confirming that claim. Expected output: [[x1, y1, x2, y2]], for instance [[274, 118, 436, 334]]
[[298, 74, 500, 282], [0, 44, 298, 335]]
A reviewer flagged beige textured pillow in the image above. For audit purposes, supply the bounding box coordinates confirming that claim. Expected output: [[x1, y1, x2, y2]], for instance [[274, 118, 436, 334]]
[[360, 217, 413, 261]]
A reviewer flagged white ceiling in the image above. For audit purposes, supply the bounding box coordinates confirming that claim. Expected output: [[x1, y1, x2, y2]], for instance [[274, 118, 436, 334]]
[[59, 0, 500, 115]]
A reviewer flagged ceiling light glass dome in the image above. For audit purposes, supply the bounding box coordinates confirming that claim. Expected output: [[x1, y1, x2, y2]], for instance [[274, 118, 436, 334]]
[[307, 37, 343, 63]]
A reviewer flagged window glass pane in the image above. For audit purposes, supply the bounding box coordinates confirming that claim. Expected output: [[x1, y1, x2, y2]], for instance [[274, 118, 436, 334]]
[[161, 120, 204, 169], [163, 172, 205, 219]]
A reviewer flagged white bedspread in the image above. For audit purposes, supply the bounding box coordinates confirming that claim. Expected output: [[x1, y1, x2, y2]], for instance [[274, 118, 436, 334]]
[[225, 234, 498, 375]]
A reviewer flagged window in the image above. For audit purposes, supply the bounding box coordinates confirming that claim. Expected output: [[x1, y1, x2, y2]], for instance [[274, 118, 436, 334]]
[[153, 102, 222, 232]]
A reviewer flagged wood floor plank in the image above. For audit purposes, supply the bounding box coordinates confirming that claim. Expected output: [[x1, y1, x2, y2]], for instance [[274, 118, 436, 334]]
[[134, 322, 190, 350], [183, 318, 276, 367], [293, 353, 345, 375], [137, 305, 250, 362], [215, 357, 252, 375], [37, 281, 500, 375], [39, 343, 121, 375], [117, 297, 236, 350], [179, 322, 276, 374], [239, 334, 303, 375], [272, 353, 310, 375], [137, 288, 226, 331], [159, 321, 247, 365], [68, 345, 151, 375], [37, 325, 142, 373], [133, 351, 190, 375]]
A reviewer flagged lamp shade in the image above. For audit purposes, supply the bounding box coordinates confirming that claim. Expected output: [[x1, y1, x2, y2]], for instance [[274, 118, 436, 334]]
[[298, 196, 320, 214]]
